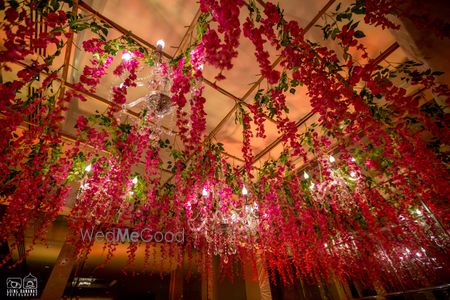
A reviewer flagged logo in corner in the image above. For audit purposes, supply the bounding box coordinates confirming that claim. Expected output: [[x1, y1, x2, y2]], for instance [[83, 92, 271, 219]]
[[6, 273, 38, 297]]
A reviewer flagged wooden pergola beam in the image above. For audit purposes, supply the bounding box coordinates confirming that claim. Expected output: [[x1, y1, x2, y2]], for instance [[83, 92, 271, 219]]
[[248, 42, 400, 168], [161, 0, 338, 186], [292, 86, 428, 176], [204, 0, 338, 143], [173, 8, 202, 57]]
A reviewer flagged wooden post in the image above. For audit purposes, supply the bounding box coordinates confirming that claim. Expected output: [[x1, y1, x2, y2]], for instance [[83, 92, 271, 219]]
[[256, 253, 272, 300], [201, 253, 217, 300], [40, 241, 77, 300], [169, 268, 184, 300]]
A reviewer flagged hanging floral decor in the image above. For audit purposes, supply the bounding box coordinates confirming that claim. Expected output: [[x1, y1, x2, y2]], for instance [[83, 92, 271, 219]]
[[0, 0, 449, 292]]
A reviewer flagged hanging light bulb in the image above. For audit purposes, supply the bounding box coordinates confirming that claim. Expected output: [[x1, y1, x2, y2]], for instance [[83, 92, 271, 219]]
[[132, 177, 138, 185], [202, 188, 208, 197], [329, 155, 336, 163], [351, 157, 356, 162], [121, 52, 132, 62], [156, 39, 165, 49], [85, 164, 92, 173], [303, 172, 309, 179], [309, 182, 315, 190], [242, 186, 248, 196]]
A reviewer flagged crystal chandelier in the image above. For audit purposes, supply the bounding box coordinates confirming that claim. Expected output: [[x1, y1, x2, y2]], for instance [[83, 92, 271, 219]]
[[186, 180, 260, 262], [112, 39, 178, 140], [123, 40, 173, 118]]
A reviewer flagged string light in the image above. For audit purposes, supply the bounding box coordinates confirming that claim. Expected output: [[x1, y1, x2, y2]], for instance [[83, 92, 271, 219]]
[[84, 164, 92, 172], [329, 155, 335, 163], [303, 172, 309, 179], [350, 171, 357, 178], [132, 177, 138, 185], [309, 182, 315, 190], [416, 209, 422, 216], [202, 188, 208, 197]]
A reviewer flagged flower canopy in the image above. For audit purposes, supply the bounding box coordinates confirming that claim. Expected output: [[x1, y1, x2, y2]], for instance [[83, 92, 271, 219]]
[[0, 0, 449, 292]]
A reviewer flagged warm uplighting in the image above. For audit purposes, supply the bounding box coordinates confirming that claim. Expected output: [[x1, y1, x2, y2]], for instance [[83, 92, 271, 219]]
[[3, 0, 448, 294]]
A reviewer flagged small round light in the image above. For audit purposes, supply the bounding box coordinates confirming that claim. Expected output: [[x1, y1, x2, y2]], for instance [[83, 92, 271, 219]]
[[242, 186, 248, 196], [350, 171, 356, 178], [85, 164, 92, 172], [329, 155, 336, 163], [156, 39, 165, 49], [303, 172, 309, 179], [416, 209, 422, 216], [309, 182, 315, 190], [132, 177, 138, 185], [121, 52, 132, 61], [202, 188, 208, 197]]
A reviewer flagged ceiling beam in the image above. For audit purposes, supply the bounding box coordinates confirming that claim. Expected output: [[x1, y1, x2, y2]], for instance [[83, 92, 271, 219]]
[[78, 1, 171, 60], [11, 60, 245, 173], [77, 1, 249, 160], [58, 1, 79, 101], [160, 0, 337, 186], [248, 42, 400, 167], [292, 87, 427, 176], [173, 8, 202, 57], [77, 1, 249, 119], [203, 0, 337, 143]]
